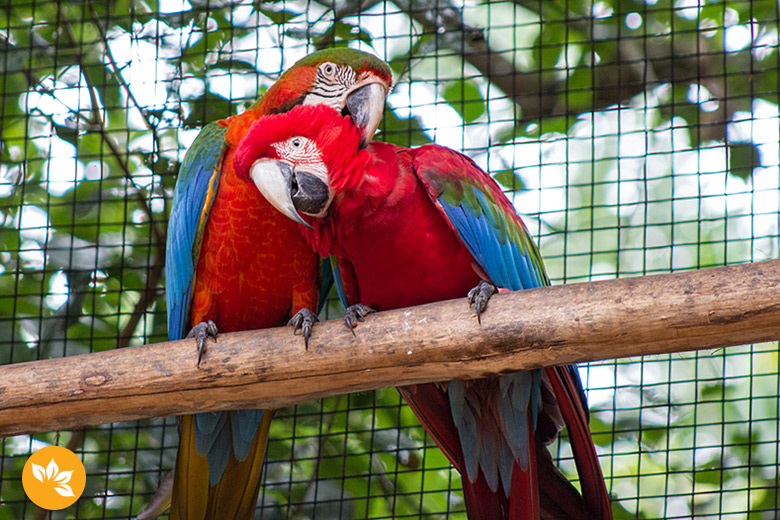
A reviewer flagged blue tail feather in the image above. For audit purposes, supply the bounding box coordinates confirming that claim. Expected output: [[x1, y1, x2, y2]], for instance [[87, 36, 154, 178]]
[[232, 409, 264, 461]]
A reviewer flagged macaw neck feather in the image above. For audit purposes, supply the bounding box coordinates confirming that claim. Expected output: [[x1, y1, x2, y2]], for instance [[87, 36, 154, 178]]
[[256, 66, 317, 114]]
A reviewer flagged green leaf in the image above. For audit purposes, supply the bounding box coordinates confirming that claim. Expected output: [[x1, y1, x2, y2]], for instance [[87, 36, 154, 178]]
[[257, 6, 300, 25], [493, 169, 525, 191], [212, 59, 257, 73], [379, 109, 431, 147], [184, 92, 235, 127], [313, 21, 373, 48], [53, 121, 79, 148], [728, 142, 760, 180], [700, 382, 725, 399], [442, 79, 485, 123], [694, 468, 723, 486]]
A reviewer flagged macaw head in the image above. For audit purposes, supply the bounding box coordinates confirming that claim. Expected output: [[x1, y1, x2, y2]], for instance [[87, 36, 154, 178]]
[[257, 48, 392, 148], [233, 105, 368, 229]]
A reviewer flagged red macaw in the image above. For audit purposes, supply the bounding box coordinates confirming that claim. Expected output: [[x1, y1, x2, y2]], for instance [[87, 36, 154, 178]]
[[233, 104, 613, 520], [148, 51, 391, 520]]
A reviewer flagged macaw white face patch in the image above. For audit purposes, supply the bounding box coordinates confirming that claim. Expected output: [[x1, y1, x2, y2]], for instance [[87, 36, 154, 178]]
[[302, 62, 357, 110], [271, 137, 328, 181], [272, 136, 320, 164]]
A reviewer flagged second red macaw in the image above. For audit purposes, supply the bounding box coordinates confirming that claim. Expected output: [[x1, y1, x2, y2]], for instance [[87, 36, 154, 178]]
[[233, 104, 613, 520]]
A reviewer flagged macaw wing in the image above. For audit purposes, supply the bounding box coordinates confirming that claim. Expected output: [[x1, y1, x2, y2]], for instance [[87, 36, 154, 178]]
[[411, 147, 590, 415], [166, 122, 228, 341], [165, 122, 270, 484], [411, 144, 549, 292]]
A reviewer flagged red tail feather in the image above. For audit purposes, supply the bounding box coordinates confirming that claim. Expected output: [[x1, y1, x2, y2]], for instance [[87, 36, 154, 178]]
[[397, 383, 463, 469], [546, 366, 613, 520], [461, 472, 503, 520], [508, 418, 540, 519], [536, 438, 594, 520]]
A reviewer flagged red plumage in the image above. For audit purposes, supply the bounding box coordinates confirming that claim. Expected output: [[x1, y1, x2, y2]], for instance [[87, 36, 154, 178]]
[[191, 125, 320, 331]]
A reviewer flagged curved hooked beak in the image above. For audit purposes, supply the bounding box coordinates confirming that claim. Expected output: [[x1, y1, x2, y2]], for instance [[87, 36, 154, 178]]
[[250, 159, 331, 228], [343, 79, 387, 149]]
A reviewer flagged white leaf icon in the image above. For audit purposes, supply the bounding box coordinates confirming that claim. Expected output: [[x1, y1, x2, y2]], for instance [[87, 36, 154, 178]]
[[54, 470, 73, 484], [46, 459, 58, 480], [54, 484, 75, 497], [31, 463, 45, 483]]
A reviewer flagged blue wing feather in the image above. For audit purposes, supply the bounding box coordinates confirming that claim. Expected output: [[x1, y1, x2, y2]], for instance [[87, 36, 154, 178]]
[[326, 256, 351, 311], [231, 409, 265, 461], [436, 187, 547, 292], [409, 144, 548, 292], [166, 122, 228, 341], [195, 412, 227, 456]]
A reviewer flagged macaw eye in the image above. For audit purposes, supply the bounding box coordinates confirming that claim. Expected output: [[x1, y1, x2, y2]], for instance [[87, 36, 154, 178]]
[[320, 62, 337, 78], [291, 138, 303, 149]]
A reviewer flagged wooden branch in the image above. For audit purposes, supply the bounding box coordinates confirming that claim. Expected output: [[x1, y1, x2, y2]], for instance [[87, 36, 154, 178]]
[[2, 260, 779, 437]]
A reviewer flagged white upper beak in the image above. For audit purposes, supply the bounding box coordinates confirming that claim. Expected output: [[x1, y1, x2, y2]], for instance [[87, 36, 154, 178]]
[[250, 159, 314, 229]]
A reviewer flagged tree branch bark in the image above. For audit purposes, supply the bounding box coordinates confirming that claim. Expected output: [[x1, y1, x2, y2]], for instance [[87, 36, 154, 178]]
[[2, 260, 779, 437]]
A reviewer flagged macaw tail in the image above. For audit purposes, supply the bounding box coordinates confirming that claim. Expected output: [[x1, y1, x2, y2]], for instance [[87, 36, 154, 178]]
[[536, 437, 601, 519], [458, 414, 541, 520], [460, 469, 504, 519], [397, 383, 462, 466], [169, 411, 274, 520], [400, 372, 611, 520], [400, 382, 543, 519], [399, 383, 501, 518], [456, 425, 607, 520], [545, 366, 613, 520]]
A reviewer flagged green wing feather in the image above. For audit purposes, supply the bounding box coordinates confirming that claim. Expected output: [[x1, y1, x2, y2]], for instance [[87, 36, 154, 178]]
[[412, 144, 549, 292]]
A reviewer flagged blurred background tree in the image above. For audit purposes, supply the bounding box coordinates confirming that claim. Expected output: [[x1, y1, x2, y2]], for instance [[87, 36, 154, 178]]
[[0, 0, 778, 518]]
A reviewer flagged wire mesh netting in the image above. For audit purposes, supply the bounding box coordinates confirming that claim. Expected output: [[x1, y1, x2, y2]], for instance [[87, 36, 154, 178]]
[[1, 0, 779, 518]]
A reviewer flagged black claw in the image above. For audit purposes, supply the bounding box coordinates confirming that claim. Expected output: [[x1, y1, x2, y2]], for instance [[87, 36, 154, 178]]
[[344, 304, 374, 334], [287, 308, 319, 349], [186, 320, 218, 366], [467, 280, 496, 324]]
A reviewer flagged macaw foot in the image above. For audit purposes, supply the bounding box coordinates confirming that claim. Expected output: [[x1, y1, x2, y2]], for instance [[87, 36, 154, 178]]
[[344, 304, 374, 335], [287, 308, 319, 349], [467, 280, 496, 324], [186, 320, 218, 366]]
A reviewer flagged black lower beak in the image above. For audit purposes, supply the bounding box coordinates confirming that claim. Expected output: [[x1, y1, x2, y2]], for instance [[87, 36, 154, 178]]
[[290, 170, 330, 216], [251, 160, 320, 228]]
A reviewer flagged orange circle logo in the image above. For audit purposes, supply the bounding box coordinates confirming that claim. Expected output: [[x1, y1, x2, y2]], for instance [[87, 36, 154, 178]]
[[22, 446, 86, 510]]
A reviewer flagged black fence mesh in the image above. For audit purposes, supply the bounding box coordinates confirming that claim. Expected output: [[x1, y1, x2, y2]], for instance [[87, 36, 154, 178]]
[[1, 0, 779, 518]]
